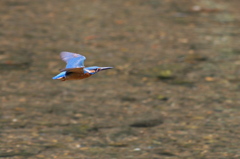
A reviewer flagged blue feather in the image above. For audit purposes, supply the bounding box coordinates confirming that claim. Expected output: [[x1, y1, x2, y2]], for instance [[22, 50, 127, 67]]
[[52, 71, 66, 79], [60, 52, 86, 68]]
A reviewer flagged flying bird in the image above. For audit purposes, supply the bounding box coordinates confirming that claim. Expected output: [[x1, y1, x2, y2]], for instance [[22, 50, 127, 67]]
[[52, 52, 113, 81]]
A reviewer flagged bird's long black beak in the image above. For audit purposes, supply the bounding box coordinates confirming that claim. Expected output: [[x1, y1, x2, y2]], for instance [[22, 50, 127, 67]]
[[99, 67, 113, 71]]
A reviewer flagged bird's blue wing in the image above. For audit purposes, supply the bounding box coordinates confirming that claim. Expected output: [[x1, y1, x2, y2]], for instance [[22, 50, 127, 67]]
[[60, 52, 86, 68]]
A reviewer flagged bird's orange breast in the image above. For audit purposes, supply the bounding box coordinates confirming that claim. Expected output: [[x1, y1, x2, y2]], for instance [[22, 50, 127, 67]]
[[65, 72, 91, 80]]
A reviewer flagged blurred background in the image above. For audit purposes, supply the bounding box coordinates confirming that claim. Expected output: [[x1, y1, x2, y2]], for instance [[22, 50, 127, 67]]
[[1, 0, 240, 158]]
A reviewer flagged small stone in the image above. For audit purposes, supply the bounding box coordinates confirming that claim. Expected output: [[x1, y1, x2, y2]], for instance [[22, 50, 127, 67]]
[[157, 95, 168, 101], [205, 77, 215, 82], [192, 5, 201, 12], [157, 70, 174, 80], [134, 148, 141, 151], [12, 118, 18, 122]]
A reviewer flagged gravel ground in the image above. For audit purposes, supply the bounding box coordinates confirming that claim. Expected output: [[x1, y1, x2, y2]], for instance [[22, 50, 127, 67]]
[[1, 0, 240, 158]]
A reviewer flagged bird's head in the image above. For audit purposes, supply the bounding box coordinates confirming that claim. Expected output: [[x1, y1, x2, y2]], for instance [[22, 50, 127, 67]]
[[85, 66, 113, 75]]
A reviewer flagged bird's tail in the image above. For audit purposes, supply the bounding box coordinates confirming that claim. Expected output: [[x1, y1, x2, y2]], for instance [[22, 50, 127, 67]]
[[52, 72, 66, 80]]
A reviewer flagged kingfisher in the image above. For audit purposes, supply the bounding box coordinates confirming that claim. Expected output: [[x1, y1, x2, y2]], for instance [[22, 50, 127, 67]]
[[52, 52, 113, 81]]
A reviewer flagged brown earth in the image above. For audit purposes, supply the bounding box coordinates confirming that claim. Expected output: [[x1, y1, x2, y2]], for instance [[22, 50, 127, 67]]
[[1, 0, 240, 158]]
